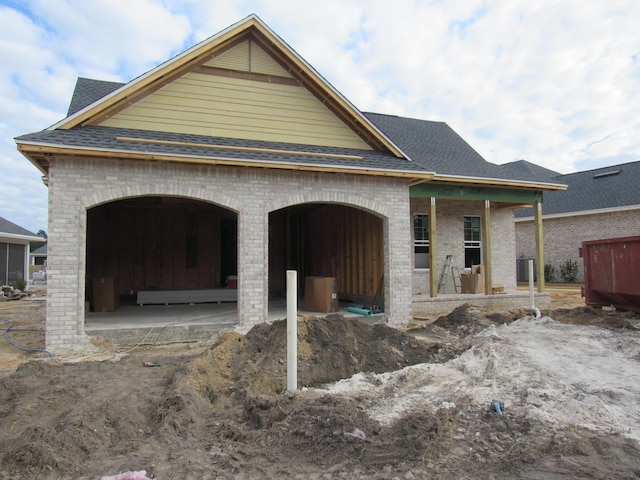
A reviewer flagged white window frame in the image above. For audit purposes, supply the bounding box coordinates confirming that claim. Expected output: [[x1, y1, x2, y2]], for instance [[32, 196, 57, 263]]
[[413, 213, 430, 270], [463, 215, 482, 269]]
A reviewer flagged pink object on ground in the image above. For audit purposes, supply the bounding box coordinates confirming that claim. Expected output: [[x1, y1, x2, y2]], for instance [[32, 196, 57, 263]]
[[100, 471, 151, 480]]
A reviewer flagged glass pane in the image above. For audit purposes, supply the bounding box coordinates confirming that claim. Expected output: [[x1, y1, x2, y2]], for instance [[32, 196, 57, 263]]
[[465, 248, 481, 269], [8, 243, 24, 282], [464, 216, 481, 242], [415, 246, 430, 269], [0, 243, 7, 284], [413, 214, 429, 242]]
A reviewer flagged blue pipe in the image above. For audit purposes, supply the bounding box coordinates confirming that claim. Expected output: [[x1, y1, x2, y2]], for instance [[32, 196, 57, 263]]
[[346, 306, 373, 316]]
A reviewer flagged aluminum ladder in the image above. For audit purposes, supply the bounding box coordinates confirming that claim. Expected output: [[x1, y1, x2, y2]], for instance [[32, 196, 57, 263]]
[[438, 255, 462, 293]]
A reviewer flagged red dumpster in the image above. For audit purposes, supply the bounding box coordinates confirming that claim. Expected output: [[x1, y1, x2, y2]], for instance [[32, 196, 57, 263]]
[[580, 235, 640, 312]]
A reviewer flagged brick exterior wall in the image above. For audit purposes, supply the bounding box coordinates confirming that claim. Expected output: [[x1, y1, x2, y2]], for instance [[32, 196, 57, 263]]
[[410, 198, 517, 295], [45, 156, 413, 352], [515, 208, 640, 283]]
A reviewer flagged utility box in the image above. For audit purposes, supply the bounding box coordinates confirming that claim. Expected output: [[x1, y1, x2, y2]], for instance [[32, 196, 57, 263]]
[[580, 236, 640, 312], [304, 276, 338, 313], [460, 265, 484, 294], [92, 277, 119, 312]]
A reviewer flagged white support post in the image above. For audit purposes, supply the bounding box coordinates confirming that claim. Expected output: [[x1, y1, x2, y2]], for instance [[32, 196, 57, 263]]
[[528, 259, 535, 310], [286, 270, 298, 392]]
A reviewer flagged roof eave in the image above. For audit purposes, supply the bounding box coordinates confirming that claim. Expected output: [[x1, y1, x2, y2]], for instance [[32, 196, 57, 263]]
[[15, 140, 434, 180], [424, 173, 568, 191], [0, 233, 42, 243]]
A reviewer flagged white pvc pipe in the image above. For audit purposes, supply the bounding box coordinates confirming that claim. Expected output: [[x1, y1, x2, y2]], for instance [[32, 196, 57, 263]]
[[286, 270, 297, 392], [528, 260, 541, 318], [528, 259, 535, 309]]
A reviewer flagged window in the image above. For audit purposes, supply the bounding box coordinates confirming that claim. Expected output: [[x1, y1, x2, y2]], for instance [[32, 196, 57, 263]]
[[413, 214, 430, 269], [463, 216, 481, 268], [0, 243, 26, 284]]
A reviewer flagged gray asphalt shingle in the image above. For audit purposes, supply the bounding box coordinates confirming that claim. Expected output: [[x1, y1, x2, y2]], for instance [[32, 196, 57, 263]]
[[0, 216, 38, 237], [19, 77, 567, 185], [515, 161, 640, 217]]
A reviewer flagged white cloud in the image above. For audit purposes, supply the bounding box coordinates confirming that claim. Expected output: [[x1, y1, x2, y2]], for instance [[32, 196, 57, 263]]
[[1, 0, 640, 232]]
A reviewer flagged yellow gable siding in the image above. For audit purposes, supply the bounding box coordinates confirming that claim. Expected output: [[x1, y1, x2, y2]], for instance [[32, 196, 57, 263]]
[[100, 71, 372, 150], [204, 40, 293, 78]]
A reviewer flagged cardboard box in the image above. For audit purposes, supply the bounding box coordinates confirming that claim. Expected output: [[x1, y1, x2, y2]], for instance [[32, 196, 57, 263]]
[[304, 276, 338, 313], [92, 277, 119, 312], [460, 265, 484, 294]]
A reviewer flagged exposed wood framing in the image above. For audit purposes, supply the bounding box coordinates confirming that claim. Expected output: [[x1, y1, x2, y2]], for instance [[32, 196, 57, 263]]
[[336, 207, 383, 298], [193, 65, 300, 86], [414, 177, 566, 192], [17, 144, 433, 180], [115, 136, 364, 160]]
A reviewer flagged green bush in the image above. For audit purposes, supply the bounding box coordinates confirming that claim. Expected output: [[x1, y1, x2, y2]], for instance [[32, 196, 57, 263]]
[[544, 264, 556, 282], [10, 279, 27, 292], [559, 259, 579, 283]]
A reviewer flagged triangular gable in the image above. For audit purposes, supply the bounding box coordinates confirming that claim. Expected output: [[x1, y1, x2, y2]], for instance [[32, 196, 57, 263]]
[[52, 15, 406, 156]]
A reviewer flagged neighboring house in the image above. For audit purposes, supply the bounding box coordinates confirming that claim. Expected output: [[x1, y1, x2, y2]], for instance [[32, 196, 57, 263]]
[[0, 216, 42, 285], [30, 244, 48, 267], [515, 160, 640, 282], [15, 15, 564, 352]]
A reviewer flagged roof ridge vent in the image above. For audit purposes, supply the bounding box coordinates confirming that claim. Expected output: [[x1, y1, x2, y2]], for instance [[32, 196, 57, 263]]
[[593, 169, 621, 179]]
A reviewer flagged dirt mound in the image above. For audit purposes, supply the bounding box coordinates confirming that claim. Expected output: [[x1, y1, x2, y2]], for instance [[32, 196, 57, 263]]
[[176, 314, 440, 405], [2, 303, 640, 479], [547, 306, 640, 329], [433, 304, 526, 333]]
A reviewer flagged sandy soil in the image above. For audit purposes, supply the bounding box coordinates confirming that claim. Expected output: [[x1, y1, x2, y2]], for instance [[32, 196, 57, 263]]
[[1, 288, 640, 479]]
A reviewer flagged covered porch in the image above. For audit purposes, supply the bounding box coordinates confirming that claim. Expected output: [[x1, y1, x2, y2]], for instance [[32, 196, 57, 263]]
[[410, 182, 546, 299]]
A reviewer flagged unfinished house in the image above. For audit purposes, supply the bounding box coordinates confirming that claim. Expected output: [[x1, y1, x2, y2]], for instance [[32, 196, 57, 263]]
[[16, 15, 565, 352]]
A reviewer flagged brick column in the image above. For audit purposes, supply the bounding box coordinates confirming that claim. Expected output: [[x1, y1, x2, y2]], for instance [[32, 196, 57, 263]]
[[236, 206, 268, 332]]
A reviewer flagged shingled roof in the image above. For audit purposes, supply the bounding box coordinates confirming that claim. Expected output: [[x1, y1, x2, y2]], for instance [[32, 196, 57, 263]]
[[15, 14, 566, 190], [500, 159, 561, 182], [515, 161, 640, 218], [16, 77, 565, 188], [364, 113, 565, 183], [16, 123, 427, 175], [66, 77, 125, 117], [0, 216, 40, 239]]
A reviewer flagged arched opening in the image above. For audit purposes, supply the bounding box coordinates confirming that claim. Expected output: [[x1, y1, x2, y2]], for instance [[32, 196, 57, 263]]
[[268, 203, 384, 312], [84, 196, 238, 337]]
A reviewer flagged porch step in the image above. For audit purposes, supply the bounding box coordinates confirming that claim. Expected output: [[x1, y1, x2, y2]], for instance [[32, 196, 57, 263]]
[[137, 289, 237, 306]]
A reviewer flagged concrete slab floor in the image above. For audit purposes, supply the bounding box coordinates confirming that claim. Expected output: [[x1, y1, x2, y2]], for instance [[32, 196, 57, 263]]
[[85, 297, 382, 332]]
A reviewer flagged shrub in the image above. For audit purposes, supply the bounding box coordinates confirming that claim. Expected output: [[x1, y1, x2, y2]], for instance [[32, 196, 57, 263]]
[[559, 259, 579, 283], [10, 279, 27, 292], [544, 264, 556, 282]]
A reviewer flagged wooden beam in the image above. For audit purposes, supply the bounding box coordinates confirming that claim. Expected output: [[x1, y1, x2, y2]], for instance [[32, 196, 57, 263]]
[[429, 197, 438, 298], [16, 143, 434, 180], [116, 136, 363, 160], [482, 200, 493, 295], [193, 65, 300, 86], [534, 201, 545, 293]]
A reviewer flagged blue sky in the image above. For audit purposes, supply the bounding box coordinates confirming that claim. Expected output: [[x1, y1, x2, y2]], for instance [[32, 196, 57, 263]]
[[1, 0, 639, 233]]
